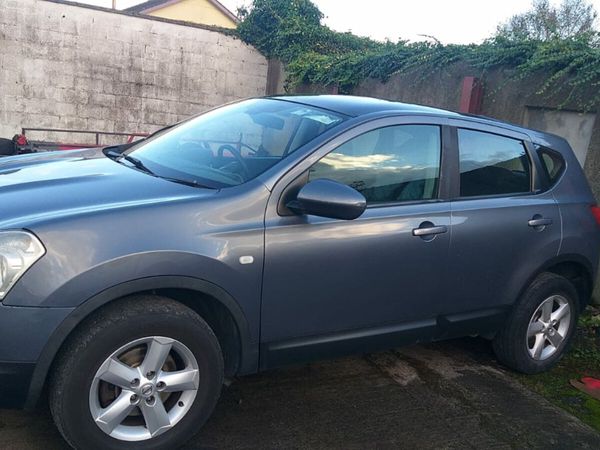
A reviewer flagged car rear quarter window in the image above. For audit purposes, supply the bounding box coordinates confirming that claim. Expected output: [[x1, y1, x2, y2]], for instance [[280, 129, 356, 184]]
[[536, 146, 565, 187], [458, 129, 532, 197], [308, 125, 442, 204]]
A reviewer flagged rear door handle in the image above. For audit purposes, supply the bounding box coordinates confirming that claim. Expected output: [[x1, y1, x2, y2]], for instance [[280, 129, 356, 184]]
[[412, 225, 448, 237], [528, 218, 553, 227]]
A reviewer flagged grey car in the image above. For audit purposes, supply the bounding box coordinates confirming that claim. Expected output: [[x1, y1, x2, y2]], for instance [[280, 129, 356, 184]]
[[0, 95, 598, 449]]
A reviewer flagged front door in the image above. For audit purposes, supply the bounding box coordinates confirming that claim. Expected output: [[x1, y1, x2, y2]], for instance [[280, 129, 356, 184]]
[[260, 119, 452, 367]]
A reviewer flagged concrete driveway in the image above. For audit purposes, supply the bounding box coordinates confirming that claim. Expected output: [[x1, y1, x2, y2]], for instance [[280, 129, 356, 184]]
[[1, 338, 599, 449]]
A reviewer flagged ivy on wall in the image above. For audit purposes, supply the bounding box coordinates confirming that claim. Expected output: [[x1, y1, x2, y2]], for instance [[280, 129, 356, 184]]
[[237, 0, 600, 110]]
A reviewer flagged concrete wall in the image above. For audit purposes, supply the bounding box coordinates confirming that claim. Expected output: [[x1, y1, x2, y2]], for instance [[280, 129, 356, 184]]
[[525, 107, 596, 166], [0, 0, 268, 145]]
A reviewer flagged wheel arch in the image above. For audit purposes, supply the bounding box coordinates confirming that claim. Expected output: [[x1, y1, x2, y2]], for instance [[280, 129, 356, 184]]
[[520, 254, 594, 312], [24, 276, 257, 410]]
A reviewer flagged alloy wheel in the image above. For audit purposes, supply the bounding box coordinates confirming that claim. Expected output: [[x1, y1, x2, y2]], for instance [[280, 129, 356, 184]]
[[526, 295, 571, 361], [89, 336, 199, 441]]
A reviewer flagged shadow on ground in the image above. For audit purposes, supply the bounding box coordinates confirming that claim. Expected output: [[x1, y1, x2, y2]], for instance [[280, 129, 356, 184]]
[[1, 338, 599, 449]]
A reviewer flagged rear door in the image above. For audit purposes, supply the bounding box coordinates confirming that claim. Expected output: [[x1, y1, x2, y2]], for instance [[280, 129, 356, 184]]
[[444, 121, 561, 333]]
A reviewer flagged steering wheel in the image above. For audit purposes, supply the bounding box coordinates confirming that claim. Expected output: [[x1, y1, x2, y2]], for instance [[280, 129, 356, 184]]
[[217, 144, 250, 180]]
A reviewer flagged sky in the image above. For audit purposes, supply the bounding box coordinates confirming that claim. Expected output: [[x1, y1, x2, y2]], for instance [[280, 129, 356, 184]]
[[78, 0, 600, 44]]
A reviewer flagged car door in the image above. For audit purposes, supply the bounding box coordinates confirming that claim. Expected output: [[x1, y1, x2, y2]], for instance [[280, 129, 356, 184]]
[[444, 121, 561, 333], [260, 117, 453, 367]]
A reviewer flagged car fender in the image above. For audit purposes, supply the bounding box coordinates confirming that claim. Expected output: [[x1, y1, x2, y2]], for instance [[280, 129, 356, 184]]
[[508, 253, 594, 312], [24, 275, 256, 410]]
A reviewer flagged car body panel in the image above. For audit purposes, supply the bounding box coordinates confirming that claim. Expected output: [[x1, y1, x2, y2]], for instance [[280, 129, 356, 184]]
[[261, 201, 452, 341], [271, 95, 463, 118], [0, 304, 73, 409], [448, 194, 561, 312], [0, 304, 73, 362], [0, 148, 210, 229], [539, 133, 600, 279], [4, 180, 268, 345]]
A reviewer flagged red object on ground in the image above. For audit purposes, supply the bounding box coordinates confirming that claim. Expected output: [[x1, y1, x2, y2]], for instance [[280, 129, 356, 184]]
[[570, 377, 600, 401], [581, 377, 600, 389], [459, 76, 483, 114]]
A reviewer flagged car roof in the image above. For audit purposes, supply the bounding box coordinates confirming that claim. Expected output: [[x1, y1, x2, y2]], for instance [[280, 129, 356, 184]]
[[272, 95, 561, 146], [273, 95, 457, 118]]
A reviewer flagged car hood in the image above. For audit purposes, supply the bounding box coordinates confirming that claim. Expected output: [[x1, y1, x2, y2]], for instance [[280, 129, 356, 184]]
[[0, 148, 214, 229]]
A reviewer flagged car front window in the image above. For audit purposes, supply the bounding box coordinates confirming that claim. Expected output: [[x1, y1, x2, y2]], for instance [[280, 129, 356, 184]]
[[123, 99, 346, 188], [309, 125, 442, 204]]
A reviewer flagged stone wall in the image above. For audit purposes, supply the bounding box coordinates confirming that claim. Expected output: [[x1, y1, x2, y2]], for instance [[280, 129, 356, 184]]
[[0, 0, 268, 144]]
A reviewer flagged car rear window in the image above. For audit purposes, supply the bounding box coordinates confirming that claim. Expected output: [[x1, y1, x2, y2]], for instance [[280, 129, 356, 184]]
[[458, 129, 532, 197], [536, 146, 565, 187]]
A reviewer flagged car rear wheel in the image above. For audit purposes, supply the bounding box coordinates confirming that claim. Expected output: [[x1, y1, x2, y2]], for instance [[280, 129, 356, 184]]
[[49, 296, 224, 450], [492, 272, 579, 374]]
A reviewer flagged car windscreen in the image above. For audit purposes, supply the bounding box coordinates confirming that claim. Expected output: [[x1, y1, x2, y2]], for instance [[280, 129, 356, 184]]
[[122, 99, 346, 189]]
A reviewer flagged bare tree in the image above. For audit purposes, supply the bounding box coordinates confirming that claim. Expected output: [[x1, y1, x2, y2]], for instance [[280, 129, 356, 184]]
[[497, 0, 598, 40]]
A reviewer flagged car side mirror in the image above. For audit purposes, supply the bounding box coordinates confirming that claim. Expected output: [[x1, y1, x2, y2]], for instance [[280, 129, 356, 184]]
[[287, 179, 367, 220]]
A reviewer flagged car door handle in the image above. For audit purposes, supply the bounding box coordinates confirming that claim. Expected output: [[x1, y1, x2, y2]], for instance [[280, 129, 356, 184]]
[[412, 225, 448, 237], [528, 218, 553, 227]]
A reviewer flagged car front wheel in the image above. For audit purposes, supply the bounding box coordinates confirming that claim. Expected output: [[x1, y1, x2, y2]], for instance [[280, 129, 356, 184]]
[[49, 296, 224, 450]]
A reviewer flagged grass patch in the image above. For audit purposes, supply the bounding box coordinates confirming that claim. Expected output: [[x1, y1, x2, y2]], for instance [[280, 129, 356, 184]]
[[515, 306, 600, 431]]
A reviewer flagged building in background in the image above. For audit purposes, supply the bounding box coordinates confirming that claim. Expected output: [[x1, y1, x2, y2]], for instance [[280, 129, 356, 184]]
[[125, 0, 238, 28]]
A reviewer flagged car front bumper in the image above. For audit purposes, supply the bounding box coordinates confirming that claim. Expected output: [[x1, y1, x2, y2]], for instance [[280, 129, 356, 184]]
[[0, 304, 73, 409], [0, 361, 35, 408]]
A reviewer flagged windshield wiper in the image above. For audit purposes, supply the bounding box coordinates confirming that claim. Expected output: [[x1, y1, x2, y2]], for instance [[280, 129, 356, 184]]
[[120, 154, 154, 175], [106, 149, 154, 175], [158, 176, 214, 189], [105, 149, 123, 159], [105, 149, 213, 189]]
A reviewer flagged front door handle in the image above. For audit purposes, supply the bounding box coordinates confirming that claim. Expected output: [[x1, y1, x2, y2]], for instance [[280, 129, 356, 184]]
[[412, 224, 448, 237], [528, 217, 553, 227]]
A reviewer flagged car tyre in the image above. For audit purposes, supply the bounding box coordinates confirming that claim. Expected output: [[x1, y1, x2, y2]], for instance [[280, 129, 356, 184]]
[[493, 272, 579, 374], [49, 295, 224, 450]]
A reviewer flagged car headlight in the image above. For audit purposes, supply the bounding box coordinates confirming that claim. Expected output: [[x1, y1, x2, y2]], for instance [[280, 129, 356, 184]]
[[0, 231, 45, 300]]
